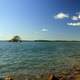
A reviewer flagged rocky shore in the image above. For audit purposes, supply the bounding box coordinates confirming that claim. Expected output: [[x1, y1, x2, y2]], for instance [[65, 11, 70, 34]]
[[1, 66, 80, 80]]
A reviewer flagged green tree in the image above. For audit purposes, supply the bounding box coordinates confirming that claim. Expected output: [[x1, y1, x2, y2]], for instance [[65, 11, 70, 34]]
[[10, 35, 22, 42]]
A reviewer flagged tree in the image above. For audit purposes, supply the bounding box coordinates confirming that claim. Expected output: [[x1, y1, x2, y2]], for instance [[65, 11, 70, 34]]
[[9, 35, 22, 42]]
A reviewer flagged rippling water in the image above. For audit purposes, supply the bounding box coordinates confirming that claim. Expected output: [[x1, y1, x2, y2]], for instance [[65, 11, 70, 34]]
[[0, 41, 80, 76]]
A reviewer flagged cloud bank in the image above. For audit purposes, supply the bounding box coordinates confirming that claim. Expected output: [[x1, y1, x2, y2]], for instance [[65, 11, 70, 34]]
[[54, 12, 80, 26], [71, 16, 79, 21], [67, 22, 80, 26]]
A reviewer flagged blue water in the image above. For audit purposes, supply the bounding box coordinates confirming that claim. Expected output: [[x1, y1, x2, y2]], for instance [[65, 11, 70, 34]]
[[0, 42, 80, 76]]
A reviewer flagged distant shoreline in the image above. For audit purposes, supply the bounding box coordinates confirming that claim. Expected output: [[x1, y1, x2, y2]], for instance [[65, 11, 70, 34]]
[[0, 40, 80, 42]]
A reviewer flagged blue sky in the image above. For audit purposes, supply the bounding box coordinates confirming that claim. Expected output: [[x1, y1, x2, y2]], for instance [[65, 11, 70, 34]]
[[0, 0, 80, 40]]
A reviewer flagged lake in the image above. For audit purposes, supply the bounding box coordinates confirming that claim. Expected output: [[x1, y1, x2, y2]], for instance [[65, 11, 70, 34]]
[[0, 41, 80, 77]]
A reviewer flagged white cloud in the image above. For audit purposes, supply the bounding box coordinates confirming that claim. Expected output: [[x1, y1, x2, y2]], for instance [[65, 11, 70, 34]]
[[41, 28, 48, 32], [78, 15, 80, 19], [76, 12, 80, 19], [54, 12, 69, 19], [67, 22, 80, 26], [72, 16, 78, 21], [54, 12, 80, 27]]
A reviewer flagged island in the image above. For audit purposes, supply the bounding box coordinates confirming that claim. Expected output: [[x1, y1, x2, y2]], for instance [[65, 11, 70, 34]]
[[9, 35, 22, 42]]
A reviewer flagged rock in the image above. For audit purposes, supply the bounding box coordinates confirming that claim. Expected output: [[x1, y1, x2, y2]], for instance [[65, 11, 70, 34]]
[[48, 73, 59, 80], [66, 67, 80, 80], [5, 75, 13, 80]]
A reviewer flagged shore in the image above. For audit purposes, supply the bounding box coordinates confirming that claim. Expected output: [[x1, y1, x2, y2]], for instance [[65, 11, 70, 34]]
[[0, 65, 80, 80]]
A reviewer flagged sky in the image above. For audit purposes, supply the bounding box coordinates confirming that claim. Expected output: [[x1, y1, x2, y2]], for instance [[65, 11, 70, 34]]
[[0, 0, 80, 40]]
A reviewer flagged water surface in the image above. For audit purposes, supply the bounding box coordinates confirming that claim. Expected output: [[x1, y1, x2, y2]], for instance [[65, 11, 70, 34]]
[[0, 41, 80, 76]]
